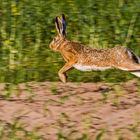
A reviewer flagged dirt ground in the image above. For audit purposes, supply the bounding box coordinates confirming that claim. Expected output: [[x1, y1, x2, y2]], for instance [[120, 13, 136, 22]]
[[0, 79, 140, 140]]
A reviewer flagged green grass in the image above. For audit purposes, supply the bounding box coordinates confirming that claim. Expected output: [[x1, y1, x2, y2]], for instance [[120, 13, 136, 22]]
[[0, 120, 43, 140], [0, 0, 140, 84]]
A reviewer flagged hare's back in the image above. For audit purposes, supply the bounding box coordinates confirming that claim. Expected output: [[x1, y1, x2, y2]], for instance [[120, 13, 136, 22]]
[[73, 46, 133, 71]]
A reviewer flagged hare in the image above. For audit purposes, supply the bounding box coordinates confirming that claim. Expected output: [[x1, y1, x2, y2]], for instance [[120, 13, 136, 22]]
[[49, 14, 140, 83]]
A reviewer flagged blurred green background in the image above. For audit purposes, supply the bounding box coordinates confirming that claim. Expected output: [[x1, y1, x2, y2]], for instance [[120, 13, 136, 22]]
[[0, 0, 140, 84]]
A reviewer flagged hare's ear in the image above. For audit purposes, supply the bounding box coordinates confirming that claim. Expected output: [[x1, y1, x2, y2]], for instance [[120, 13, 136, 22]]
[[55, 15, 66, 37], [55, 16, 61, 36], [61, 14, 66, 37]]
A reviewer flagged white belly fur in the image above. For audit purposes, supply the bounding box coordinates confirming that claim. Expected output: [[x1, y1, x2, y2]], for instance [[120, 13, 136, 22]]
[[73, 64, 111, 71]]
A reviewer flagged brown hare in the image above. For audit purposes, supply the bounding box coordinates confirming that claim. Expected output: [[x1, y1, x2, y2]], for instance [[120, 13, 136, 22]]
[[49, 14, 140, 83]]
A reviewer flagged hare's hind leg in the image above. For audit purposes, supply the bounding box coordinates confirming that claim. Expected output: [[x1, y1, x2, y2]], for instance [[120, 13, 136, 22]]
[[58, 61, 76, 83], [119, 63, 140, 78], [127, 64, 140, 78], [123, 63, 140, 71], [131, 71, 140, 78]]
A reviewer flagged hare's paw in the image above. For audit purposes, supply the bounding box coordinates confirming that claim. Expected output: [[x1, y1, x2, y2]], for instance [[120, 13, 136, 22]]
[[58, 72, 67, 83]]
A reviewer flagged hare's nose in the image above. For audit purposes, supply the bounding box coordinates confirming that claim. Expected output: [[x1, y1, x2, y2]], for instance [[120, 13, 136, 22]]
[[49, 44, 52, 49]]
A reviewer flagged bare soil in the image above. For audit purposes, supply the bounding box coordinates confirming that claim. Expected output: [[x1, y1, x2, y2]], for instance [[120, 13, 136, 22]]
[[0, 79, 140, 140]]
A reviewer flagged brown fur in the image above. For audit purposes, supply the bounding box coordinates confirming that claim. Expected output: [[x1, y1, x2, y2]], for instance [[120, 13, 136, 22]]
[[49, 15, 140, 83]]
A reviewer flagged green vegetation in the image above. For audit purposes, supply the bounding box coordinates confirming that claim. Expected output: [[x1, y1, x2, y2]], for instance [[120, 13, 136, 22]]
[[0, 120, 43, 140], [0, 1, 140, 139], [0, 0, 140, 83]]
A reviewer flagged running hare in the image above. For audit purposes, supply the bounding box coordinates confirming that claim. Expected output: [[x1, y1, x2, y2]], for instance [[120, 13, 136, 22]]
[[49, 14, 140, 83]]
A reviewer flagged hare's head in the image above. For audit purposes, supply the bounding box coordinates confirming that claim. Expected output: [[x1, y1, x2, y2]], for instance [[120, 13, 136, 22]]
[[49, 14, 67, 51]]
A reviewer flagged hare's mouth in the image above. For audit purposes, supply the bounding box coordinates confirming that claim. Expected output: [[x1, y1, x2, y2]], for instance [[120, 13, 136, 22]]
[[73, 64, 112, 71]]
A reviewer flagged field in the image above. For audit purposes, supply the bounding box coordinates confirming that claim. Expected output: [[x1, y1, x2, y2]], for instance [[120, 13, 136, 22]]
[[0, 80, 140, 140], [0, 0, 140, 139]]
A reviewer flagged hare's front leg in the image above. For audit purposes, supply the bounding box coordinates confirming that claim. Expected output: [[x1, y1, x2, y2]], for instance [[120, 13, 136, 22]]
[[58, 61, 75, 83]]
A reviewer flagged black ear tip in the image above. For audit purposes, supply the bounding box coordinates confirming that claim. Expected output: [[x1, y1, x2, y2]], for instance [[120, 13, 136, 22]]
[[62, 14, 65, 19], [55, 16, 59, 22]]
